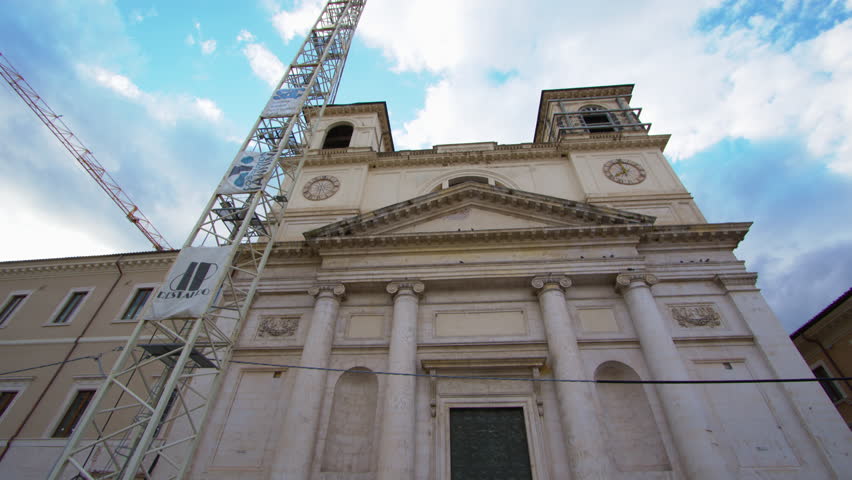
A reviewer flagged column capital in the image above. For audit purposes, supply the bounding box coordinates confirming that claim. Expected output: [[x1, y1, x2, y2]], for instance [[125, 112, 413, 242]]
[[308, 283, 346, 299], [386, 280, 425, 297], [715, 273, 759, 292], [615, 272, 658, 292], [531, 275, 572, 293]]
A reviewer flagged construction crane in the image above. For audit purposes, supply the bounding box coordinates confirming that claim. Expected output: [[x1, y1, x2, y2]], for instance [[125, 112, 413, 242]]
[[0, 52, 172, 251], [48, 1, 366, 479]]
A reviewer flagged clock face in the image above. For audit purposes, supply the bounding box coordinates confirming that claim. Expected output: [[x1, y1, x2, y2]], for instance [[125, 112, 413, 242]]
[[603, 159, 646, 185], [302, 175, 340, 200]]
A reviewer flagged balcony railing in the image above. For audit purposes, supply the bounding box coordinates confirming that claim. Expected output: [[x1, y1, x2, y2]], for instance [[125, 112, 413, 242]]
[[546, 107, 651, 143]]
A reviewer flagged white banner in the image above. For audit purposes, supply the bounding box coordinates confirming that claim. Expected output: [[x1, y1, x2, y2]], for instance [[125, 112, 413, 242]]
[[262, 87, 306, 117], [145, 246, 231, 321], [217, 151, 275, 194]]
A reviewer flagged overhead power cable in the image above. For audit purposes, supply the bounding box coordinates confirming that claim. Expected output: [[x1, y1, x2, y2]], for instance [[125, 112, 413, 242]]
[[231, 359, 852, 386], [4, 353, 849, 387]]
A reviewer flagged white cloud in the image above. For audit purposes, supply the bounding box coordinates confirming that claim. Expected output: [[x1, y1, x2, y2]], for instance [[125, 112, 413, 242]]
[[271, 0, 324, 43], [194, 98, 224, 122], [241, 43, 285, 87], [78, 65, 143, 99], [129, 7, 158, 24], [200, 39, 217, 55], [348, 0, 852, 176], [186, 21, 217, 56], [236, 29, 256, 43], [76, 64, 225, 126]]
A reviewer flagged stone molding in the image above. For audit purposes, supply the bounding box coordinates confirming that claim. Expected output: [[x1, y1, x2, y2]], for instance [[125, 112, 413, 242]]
[[715, 273, 759, 292], [299, 135, 670, 169], [307, 283, 346, 299], [0, 253, 176, 277], [386, 281, 425, 297], [615, 272, 659, 292], [531, 275, 572, 293]]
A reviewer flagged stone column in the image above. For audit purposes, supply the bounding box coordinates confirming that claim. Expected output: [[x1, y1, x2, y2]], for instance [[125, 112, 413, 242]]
[[531, 275, 613, 480], [615, 273, 728, 479], [717, 273, 852, 476], [376, 281, 424, 480], [270, 283, 345, 480]]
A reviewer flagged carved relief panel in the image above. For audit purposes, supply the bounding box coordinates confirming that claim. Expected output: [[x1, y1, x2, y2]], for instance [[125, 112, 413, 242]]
[[255, 315, 300, 339], [668, 303, 722, 328]]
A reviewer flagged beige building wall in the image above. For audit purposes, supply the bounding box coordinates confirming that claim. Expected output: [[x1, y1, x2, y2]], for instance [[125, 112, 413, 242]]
[[0, 252, 174, 479]]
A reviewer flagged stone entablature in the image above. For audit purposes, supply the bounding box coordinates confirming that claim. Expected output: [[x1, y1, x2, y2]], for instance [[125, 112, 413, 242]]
[[300, 135, 670, 169]]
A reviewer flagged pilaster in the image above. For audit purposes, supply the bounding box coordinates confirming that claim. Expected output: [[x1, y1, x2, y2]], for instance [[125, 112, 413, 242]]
[[531, 275, 613, 480], [376, 281, 424, 480], [716, 274, 852, 475], [270, 283, 345, 480], [615, 273, 729, 479]]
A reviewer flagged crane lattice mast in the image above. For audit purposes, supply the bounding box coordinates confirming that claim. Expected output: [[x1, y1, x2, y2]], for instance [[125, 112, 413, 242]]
[[48, 1, 366, 478], [0, 52, 172, 252]]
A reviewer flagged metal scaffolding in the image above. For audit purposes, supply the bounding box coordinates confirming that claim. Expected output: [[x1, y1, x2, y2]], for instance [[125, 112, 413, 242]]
[[47, 1, 367, 478]]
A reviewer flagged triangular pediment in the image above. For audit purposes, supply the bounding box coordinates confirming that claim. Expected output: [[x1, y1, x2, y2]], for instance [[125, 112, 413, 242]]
[[305, 183, 654, 239]]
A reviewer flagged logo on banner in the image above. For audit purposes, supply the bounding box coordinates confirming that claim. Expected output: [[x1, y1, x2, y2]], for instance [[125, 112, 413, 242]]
[[146, 246, 231, 321], [262, 87, 306, 117], [159, 261, 219, 299], [218, 151, 274, 194]]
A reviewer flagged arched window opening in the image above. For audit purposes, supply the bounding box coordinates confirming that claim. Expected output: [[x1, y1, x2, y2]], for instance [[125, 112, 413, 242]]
[[322, 124, 354, 149], [595, 361, 671, 472], [431, 176, 508, 192], [579, 104, 618, 133], [448, 175, 489, 187], [321, 367, 377, 473]]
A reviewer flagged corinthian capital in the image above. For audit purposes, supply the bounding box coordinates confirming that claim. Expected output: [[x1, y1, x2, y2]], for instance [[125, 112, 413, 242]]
[[386, 281, 425, 297], [531, 275, 572, 292], [615, 272, 658, 292], [307, 283, 346, 299]]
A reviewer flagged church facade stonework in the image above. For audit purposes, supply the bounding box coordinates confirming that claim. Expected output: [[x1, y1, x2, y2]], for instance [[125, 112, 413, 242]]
[[1, 85, 850, 480], [183, 86, 852, 479]]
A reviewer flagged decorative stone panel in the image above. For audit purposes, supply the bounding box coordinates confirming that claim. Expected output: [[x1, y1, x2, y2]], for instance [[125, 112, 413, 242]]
[[256, 315, 300, 338], [668, 304, 721, 328]]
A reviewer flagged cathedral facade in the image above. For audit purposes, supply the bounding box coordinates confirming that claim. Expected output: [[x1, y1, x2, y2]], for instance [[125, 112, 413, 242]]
[[1, 84, 850, 479], [187, 85, 852, 479]]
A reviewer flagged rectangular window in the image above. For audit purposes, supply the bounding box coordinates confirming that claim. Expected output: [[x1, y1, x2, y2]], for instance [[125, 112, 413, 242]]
[[0, 391, 18, 418], [121, 288, 153, 320], [813, 365, 844, 403], [52, 390, 95, 438], [0, 294, 27, 327], [52, 291, 88, 324]]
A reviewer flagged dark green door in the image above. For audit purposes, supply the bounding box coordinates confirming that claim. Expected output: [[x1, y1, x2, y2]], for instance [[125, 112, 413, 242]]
[[449, 407, 533, 480]]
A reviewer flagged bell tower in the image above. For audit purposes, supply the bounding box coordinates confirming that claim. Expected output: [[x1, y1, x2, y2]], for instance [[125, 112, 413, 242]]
[[535, 85, 706, 225]]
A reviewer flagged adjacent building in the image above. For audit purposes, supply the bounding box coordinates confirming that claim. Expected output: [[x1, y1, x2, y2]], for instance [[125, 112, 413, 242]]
[[791, 287, 852, 428], [1, 85, 851, 479]]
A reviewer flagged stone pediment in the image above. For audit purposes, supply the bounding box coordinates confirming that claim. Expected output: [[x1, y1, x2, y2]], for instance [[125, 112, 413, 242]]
[[304, 183, 654, 239]]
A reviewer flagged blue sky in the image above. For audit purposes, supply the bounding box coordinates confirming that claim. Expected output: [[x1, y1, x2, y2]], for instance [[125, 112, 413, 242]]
[[0, 0, 850, 332]]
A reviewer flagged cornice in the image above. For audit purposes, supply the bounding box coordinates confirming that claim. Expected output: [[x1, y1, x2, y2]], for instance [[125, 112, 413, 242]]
[[0, 254, 177, 278], [303, 222, 749, 252], [298, 135, 671, 169], [308, 224, 651, 250], [557, 134, 670, 152]]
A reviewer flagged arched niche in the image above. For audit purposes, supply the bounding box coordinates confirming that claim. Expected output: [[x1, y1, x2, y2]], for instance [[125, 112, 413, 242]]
[[320, 367, 378, 473], [322, 123, 354, 149], [595, 361, 671, 472]]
